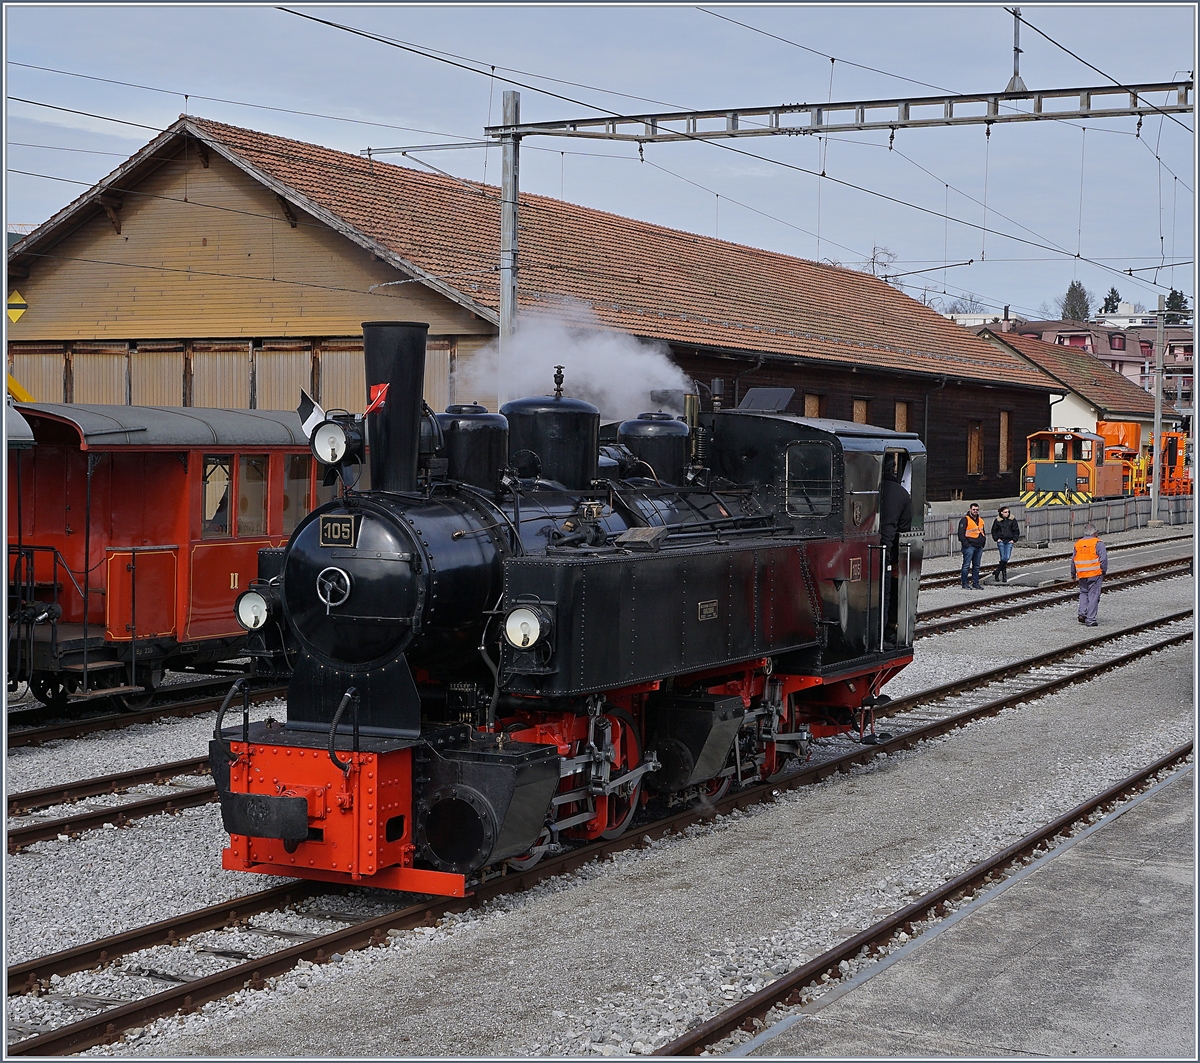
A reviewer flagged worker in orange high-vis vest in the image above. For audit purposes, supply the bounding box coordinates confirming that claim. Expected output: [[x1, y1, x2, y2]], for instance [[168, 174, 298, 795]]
[[957, 502, 988, 589], [1071, 522, 1109, 627]]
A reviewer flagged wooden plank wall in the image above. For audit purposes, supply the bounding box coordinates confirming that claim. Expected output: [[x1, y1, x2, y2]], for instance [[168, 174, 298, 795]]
[[7, 147, 494, 342], [672, 348, 1051, 501], [7, 337, 458, 415]]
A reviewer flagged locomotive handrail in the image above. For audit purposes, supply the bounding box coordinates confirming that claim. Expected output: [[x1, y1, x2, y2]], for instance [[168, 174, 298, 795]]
[[212, 678, 250, 763], [327, 687, 359, 774]]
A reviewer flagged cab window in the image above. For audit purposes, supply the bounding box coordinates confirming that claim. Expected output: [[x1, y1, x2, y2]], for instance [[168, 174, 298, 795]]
[[202, 456, 232, 538], [785, 442, 834, 516], [238, 455, 268, 536]]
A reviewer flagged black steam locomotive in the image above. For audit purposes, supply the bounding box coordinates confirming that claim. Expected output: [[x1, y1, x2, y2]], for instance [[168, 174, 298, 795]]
[[214, 322, 925, 897]]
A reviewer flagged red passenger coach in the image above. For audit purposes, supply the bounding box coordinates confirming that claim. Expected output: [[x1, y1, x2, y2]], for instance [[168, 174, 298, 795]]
[[8, 404, 329, 709]]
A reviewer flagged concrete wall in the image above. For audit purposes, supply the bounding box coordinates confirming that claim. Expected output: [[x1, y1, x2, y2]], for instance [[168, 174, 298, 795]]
[[923, 495, 1194, 559]]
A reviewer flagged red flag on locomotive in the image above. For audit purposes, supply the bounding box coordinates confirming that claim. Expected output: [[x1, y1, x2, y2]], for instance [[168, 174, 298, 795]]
[[365, 382, 389, 415]]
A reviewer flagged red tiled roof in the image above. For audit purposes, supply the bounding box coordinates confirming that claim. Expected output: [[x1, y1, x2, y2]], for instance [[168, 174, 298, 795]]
[[16, 115, 1057, 391], [982, 330, 1171, 418]]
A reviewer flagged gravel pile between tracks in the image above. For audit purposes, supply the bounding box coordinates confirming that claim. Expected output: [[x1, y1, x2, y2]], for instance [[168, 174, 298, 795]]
[[34, 573, 1185, 1058]]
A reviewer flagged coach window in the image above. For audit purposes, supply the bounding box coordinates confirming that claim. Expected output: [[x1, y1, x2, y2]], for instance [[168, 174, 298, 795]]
[[785, 442, 834, 516], [202, 456, 232, 538], [238, 455, 268, 536], [283, 454, 312, 535]]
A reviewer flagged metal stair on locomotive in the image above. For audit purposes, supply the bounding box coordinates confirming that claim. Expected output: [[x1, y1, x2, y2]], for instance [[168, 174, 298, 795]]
[[215, 321, 926, 897]]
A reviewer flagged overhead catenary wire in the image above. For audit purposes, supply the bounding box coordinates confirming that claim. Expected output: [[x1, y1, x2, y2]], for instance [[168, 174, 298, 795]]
[[7, 60, 480, 141], [1006, 8, 1193, 133], [12, 55, 1187, 308], [273, 10, 1186, 294]]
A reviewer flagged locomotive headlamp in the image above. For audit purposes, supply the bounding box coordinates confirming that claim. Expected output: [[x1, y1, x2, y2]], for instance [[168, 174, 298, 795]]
[[309, 415, 364, 469], [311, 419, 347, 464], [235, 586, 280, 631], [504, 606, 551, 650]]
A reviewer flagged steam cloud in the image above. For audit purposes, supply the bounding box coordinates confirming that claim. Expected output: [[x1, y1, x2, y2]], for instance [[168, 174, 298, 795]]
[[454, 305, 691, 422]]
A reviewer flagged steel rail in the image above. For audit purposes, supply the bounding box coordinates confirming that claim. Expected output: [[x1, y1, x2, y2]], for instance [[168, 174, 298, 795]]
[[654, 741, 1194, 1055], [8, 610, 1190, 846], [882, 609, 1190, 718], [7, 756, 210, 816], [7, 784, 218, 852], [916, 556, 1189, 620], [6, 672, 259, 728], [919, 534, 1189, 589], [916, 561, 1191, 636], [5, 684, 288, 748], [7, 627, 1191, 1055], [6, 882, 326, 996]]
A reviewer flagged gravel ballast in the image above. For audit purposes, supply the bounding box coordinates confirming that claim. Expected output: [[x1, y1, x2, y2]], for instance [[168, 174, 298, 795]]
[[5, 540, 1191, 1056]]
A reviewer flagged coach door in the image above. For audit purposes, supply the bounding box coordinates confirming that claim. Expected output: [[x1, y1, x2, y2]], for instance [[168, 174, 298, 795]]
[[187, 454, 272, 639]]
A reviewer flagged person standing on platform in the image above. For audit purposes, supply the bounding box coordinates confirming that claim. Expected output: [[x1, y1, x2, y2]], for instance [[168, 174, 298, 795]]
[[957, 502, 987, 589], [990, 505, 1021, 583], [1071, 522, 1108, 627]]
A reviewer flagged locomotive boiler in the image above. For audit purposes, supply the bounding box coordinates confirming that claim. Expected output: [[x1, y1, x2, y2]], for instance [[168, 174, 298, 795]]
[[214, 321, 925, 897]]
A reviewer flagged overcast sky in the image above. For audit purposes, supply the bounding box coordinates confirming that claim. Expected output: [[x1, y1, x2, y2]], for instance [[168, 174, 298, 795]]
[[4, 3, 1195, 320]]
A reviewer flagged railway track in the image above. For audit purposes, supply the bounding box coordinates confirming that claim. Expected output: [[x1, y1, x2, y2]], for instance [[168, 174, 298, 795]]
[[6, 615, 1192, 1055], [4, 683, 288, 749], [654, 742, 1194, 1056], [918, 532, 1190, 590], [7, 609, 1191, 850], [915, 557, 1191, 636]]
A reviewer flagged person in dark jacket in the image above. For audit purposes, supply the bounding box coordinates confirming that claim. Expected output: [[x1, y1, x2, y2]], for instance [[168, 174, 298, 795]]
[[957, 502, 987, 589], [879, 455, 913, 646], [990, 506, 1021, 583]]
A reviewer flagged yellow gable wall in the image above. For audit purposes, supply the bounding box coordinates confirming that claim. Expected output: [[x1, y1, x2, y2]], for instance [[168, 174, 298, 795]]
[[8, 147, 494, 341]]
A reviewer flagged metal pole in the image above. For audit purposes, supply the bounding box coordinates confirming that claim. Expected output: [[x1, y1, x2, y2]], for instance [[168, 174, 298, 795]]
[[1150, 296, 1165, 524], [1006, 8, 1027, 93], [499, 90, 521, 407]]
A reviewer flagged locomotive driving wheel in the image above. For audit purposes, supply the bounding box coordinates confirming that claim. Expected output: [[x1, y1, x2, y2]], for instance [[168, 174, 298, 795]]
[[598, 707, 643, 840]]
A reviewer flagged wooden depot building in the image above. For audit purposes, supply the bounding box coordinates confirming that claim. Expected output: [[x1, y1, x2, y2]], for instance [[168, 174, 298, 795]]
[[6, 116, 1058, 500]]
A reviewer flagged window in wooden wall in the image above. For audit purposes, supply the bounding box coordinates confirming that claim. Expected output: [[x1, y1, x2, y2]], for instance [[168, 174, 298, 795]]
[[999, 410, 1012, 472], [894, 400, 909, 433], [967, 421, 984, 475], [852, 398, 869, 424], [803, 393, 822, 418]]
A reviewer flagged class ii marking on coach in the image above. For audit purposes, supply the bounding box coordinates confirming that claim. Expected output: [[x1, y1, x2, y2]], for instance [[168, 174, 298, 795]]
[[213, 321, 927, 897]]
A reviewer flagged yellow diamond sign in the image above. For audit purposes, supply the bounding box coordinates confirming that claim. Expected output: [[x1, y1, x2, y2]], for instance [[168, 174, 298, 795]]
[[7, 291, 28, 323]]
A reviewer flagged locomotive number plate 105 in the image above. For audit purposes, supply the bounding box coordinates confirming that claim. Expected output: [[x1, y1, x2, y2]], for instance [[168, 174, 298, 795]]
[[319, 514, 359, 549]]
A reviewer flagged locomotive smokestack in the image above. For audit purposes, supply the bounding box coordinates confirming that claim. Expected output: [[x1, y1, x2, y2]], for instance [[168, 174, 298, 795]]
[[362, 321, 429, 493]]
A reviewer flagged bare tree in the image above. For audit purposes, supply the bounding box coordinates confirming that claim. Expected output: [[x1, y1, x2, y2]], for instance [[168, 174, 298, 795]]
[[859, 245, 901, 287], [942, 292, 986, 314]]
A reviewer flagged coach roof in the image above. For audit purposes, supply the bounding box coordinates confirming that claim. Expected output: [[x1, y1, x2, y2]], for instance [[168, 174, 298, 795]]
[[18, 403, 307, 450]]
